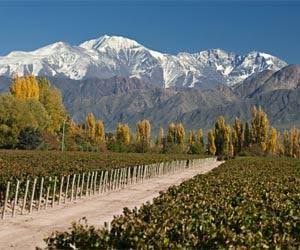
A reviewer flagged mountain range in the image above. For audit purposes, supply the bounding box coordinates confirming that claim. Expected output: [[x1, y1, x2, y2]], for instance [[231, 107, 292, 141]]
[[0, 35, 299, 133]]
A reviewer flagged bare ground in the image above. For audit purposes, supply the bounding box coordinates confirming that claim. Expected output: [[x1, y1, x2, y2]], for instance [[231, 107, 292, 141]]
[[0, 159, 222, 250]]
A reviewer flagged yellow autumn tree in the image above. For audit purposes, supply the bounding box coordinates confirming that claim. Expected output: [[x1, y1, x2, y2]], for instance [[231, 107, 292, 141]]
[[38, 78, 66, 132], [251, 106, 269, 152], [188, 130, 196, 145], [136, 119, 151, 153], [267, 127, 278, 154], [86, 112, 96, 139], [214, 116, 231, 156], [197, 129, 204, 150], [290, 127, 300, 158], [10, 75, 40, 101], [157, 127, 164, 146], [207, 129, 216, 155], [233, 117, 244, 154], [176, 123, 186, 145], [167, 123, 176, 144], [116, 123, 131, 146], [95, 120, 105, 143]]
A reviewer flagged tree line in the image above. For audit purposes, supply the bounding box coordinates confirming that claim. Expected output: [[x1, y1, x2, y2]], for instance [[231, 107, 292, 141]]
[[0, 75, 299, 158]]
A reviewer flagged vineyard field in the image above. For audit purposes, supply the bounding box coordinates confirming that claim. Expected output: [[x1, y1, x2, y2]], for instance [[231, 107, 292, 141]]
[[0, 150, 202, 184], [46, 157, 300, 249]]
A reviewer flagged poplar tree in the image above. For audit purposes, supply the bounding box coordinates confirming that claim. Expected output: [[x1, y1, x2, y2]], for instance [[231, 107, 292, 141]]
[[251, 106, 269, 152], [157, 127, 164, 146], [244, 122, 252, 148], [10, 75, 40, 101], [197, 129, 204, 150], [207, 130, 216, 155], [95, 120, 105, 143], [188, 130, 196, 145], [86, 112, 96, 139], [167, 123, 176, 144], [116, 123, 131, 146], [290, 127, 300, 158], [136, 119, 151, 153], [233, 117, 244, 154], [214, 116, 231, 156], [267, 127, 278, 154], [176, 123, 186, 145]]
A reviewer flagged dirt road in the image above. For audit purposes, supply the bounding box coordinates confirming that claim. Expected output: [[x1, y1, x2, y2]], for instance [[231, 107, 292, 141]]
[[0, 159, 222, 250]]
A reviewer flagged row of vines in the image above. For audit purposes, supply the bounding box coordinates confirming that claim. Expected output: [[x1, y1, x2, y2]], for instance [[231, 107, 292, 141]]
[[46, 157, 300, 249], [0, 150, 202, 188], [1, 156, 211, 219]]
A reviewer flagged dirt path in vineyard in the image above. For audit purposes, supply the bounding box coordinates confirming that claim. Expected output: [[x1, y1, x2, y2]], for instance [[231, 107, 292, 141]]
[[0, 159, 222, 250]]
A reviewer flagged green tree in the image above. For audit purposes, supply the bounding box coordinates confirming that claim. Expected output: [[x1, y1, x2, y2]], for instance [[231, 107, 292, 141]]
[[17, 126, 43, 150]]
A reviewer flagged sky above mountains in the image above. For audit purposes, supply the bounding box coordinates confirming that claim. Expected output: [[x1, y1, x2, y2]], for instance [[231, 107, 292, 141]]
[[0, 1, 299, 64]]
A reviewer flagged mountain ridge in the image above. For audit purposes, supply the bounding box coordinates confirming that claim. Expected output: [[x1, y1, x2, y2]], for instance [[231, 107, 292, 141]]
[[0, 35, 287, 88]]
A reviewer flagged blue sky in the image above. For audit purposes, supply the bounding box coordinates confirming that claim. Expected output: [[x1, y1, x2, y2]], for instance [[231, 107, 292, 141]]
[[0, 0, 299, 63]]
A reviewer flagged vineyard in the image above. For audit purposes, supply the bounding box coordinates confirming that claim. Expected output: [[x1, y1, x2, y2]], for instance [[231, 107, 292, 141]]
[[0, 150, 202, 184], [46, 157, 300, 249], [0, 150, 207, 219]]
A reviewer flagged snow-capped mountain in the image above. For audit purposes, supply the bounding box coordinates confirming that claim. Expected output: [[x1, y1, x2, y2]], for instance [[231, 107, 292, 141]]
[[0, 35, 288, 88]]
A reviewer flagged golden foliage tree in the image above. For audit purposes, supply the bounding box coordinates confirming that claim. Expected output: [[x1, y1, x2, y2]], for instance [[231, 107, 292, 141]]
[[251, 106, 269, 152], [244, 122, 252, 148], [136, 120, 151, 144], [233, 117, 244, 154], [136, 120, 151, 153], [10, 75, 40, 101], [214, 116, 231, 156], [95, 120, 105, 143], [167, 123, 176, 144], [188, 130, 196, 145], [157, 127, 164, 146], [284, 128, 300, 158], [176, 123, 185, 145], [38, 78, 66, 132], [86, 112, 96, 139], [197, 129, 204, 149], [207, 129, 216, 155], [267, 127, 278, 154], [116, 123, 131, 146]]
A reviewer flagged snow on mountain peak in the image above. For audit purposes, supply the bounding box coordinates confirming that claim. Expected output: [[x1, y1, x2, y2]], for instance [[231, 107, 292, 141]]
[[0, 35, 288, 88], [79, 35, 142, 51]]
